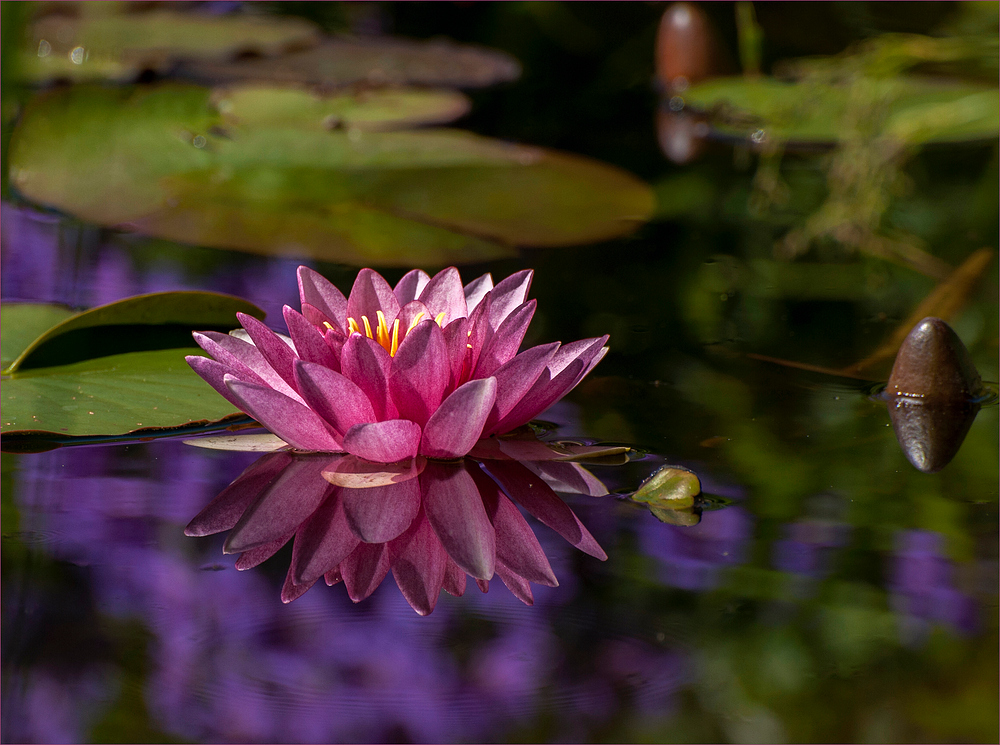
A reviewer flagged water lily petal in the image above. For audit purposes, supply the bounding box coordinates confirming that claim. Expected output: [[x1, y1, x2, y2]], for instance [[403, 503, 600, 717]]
[[422, 462, 495, 580], [341, 478, 421, 543], [193, 331, 278, 390], [476, 578, 490, 593], [394, 268, 431, 306], [341, 542, 391, 602], [524, 460, 609, 496], [485, 342, 560, 432], [390, 509, 448, 616], [237, 312, 302, 394], [419, 267, 468, 325], [483, 459, 607, 560], [488, 269, 533, 329], [290, 490, 361, 584], [281, 565, 317, 603], [226, 377, 342, 452], [325, 567, 343, 586], [491, 336, 609, 433], [472, 464, 558, 586], [224, 455, 334, 553], [235, 535, 291, 570], [342, 419, 422, 463], [186, 355, 254, 410], [463, 293, 492, 382], [184, 451, 293, 536], [298, 266, 348, 333], [395, 300, 432, 339], [284, 306, 340, 370], [390, 319, 450, 426], [464, 273, 493, 313], [340, 334, 395, 420], [293, 360, 376, 437], [443, 558, 467, 597], [347, 268, 400, 327], [475, 299, 536, 378], [420, 377, 497, 459], [496, 559, 534, 605], [442, 316, 472, 388]]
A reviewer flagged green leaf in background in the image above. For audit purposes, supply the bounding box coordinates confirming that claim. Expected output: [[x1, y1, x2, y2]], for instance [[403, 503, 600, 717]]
[[0, 303, 75, 371], [1, 293, 265, 445], [683, 76, 999, 145], [18, 8, 322, 83], [9, 84, 654, 266], [213, 84, 471, 132], [179, 36, 522, 89]]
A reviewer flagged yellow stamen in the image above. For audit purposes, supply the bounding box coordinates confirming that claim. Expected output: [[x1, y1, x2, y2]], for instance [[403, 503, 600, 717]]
[[390, 319, 401, 356], [407, 312, 425, 333], [435, 312, 446, 327], [323, 321, 334, 331], [361, 315, 373, 339], [347, 317, 361, 335], [375, 310, 389, 349]]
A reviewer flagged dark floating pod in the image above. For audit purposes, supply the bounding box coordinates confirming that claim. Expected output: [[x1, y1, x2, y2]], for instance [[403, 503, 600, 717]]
[[881, 317, 987, 473]]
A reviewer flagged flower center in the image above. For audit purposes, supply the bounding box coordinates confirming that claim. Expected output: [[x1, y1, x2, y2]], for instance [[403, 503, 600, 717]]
[[342, 310, 446, 357]]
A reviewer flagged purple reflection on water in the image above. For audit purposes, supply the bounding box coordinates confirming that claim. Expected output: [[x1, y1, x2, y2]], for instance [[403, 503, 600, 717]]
[[7, 442, 687, 742], [889, 530, 978, 636], [772, 519, 851, 578], [638, 504, 753, 591]]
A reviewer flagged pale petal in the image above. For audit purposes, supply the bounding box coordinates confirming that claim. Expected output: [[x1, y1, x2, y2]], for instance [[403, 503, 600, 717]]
[[284, 306, 339, 370], [341, 477, 421, 543], [342, 419, 422, 463], [226, 377, 342, 452], [224, 454, 334, 553], [393, 268, 431, 306], [418, 267, 468, 324], [483, 459, 607, 560], [389, 510, 448, 616], [474, 299, 536, 377], [347, 268, 400, 326], [340, 333, 395, 420], [290, 490, 361, 584], [183, 433, 290, 452], [298, 266, 348, 332], [463, 273, 493, 313], [184, 451, 292, 536], [293, 360, 376, 437], [341, 542, 391, 602], [420, 377, 497, 459], [422, 462, 495, 580], [389, 320, 450, 426]]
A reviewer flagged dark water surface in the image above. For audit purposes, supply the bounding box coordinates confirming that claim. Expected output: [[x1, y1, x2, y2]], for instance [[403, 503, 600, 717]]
[[3, 3, 998, 743]]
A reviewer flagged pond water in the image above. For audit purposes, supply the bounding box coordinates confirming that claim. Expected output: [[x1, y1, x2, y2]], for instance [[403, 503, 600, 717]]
[[2, 3, 998, 743]]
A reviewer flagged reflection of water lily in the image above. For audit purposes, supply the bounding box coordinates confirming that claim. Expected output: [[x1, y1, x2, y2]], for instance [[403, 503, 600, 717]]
[[187, 266, 609, 463], [186, 448, 609, 615]]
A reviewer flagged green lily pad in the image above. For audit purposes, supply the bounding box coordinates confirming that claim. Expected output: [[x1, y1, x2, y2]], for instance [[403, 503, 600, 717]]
[[1, 293, 265, 444], [1, 303, 75, 371], [9, 84, 654, 266], [683, 75, 999, 145], [19, 9, 322, 83], [213, 84, 471, 131], [179, 36, 521, 89], [632, 465, 702, 509]]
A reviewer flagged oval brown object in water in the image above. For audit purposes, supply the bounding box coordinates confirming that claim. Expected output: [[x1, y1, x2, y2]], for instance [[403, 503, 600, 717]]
[[885, 317, 984, 402], [655, 2, 714, 94], [883, 317, 985, 473]]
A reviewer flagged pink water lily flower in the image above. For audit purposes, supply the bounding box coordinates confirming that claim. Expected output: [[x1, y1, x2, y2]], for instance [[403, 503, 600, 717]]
[[187, 267, 609, 463]]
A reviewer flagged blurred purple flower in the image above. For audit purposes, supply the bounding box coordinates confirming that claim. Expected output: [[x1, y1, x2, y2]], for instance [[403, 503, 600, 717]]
[[186, 448, 610, 615], [187, 266, 609, 462]]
